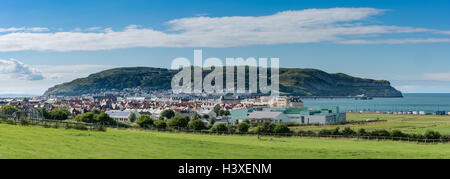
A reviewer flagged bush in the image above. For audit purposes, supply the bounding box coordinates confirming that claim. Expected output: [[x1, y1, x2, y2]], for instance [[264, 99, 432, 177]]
[[167, 115, 190, 129], [136, 115, 154, 128], [273, 123, 290, 134], [93, 125, 107, 132], [19, 119, 30, 126], [318, 129, 333, 136], [73, 124, 88, 131], [161, 109, 175, 119], [188, 119, 207, 131], [255, 122, 275, 134], [154, 120, 167, 129], [211, 124, 228, 133], [341, 127, 356, 136], [390, 130, 407, 138], [74, 112, 116, 125], [425, 130, 441, 139], [357, 128, 368, 136], [228, 125, 237, 133], [0, 105, 18, 115], [49, 107, 69, 120], [370, 129, 391, 137], [237, 122, 250, 133]]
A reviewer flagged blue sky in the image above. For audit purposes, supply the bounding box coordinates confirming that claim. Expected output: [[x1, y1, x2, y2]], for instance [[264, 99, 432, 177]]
[[1, 0, 450, 95]]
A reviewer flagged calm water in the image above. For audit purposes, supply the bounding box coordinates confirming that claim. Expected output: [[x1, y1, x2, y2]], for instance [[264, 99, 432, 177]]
[[303, 93, 450, 113]]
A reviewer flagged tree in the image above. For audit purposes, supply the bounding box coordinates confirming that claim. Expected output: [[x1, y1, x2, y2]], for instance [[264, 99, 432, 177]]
[[154, 120, 167, 129], [75, 112, 96, 123], [49, 107, 69, 120], [425, 130, 441, 139], [39, 108, 51, 119], [167, 115, 190, 128], [209, 118, 216, 125], [273, 123, 290, 134], [341, 127, 356, 136], [211, 124, 228, 132], [237, 122, 250, 133], [137, 115, 154, 128], [188, 119, 206, 131], [128, 112, 137, 123], [161, 109, 175, 119], [255, 121, 275, 134], [0, 105, 18, 115], [191, 112, 200, 120], [202, 114, 210, 119], [96, 112, 116, 125]]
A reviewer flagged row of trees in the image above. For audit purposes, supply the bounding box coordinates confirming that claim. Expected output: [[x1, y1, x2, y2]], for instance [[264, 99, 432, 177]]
[[306, 127, 444, 140], [74, 111, 117, 125]]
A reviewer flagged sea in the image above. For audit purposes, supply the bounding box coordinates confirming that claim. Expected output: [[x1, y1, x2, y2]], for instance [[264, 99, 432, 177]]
[[302, 93, 450, 113]]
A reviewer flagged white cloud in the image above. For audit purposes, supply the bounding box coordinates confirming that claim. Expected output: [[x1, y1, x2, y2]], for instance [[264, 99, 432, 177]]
[[0, 59, 44, 80], [425, 73, 450, 81], [0, 27, 49, 33], [0, 8, 450, 52]]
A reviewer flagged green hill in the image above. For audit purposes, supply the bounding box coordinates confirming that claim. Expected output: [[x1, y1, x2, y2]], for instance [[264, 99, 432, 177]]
[[43, 67, 402, 97]]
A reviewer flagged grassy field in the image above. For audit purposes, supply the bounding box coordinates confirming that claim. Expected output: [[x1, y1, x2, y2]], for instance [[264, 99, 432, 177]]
[[2, 122, 450, 159], [291, 113, 450, 135]]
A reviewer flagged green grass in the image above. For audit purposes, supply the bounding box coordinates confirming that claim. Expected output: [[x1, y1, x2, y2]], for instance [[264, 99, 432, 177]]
[[2, 123, 450, 159], [291, 113, 450, 135]]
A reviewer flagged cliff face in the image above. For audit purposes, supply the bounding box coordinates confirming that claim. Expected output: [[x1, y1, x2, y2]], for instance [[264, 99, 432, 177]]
[[44, 67, 403, 97]]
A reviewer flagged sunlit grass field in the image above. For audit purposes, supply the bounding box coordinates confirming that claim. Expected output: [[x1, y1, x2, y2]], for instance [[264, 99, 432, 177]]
[[291, 113, 450, 135], [2, 121, 450, 159]]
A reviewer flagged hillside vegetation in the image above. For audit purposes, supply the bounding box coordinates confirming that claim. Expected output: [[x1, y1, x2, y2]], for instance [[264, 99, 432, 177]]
[[44, 67, 402, 97]]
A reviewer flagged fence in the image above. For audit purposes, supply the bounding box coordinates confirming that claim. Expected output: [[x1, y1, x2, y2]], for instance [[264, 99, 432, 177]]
[[1, 116, 448, 144]]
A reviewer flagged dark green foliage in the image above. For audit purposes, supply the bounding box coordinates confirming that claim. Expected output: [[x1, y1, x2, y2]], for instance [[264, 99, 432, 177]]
[[201, 114, 210, 119], [357, 128, 368, 136], [136, 115, 154, 128], [49, 107, 69, 120], [273, 123, 290, 134], [425, 130, 441, 139], [19, 119, 31, 126], [211, 124, 228, 132], [128, 112, 137, 123], [0, 105, 18, 115], [341, 127, 356, 136], [255, 122, 276, 134], [370, 129, 391, 137], [154, 120, 167, 129], [74, 112, 116, 125], [237, 122, 250, 133], [167, 115, 190, 128], [390, 130, 407, 138], [44, 67, 402, 97], [161, 109, 175, 119], [188, 119, 206, 131]]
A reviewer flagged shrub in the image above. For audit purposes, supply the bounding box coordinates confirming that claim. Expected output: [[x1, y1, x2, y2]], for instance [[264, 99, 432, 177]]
[[357, 128, 368, 136], [188, 119, 207, 131], [228, 125, 237, 133], [319, 129, 333, 136], [154, 120, 167, 129], [211, 124, 228, 133], [341, 127, 356, 136], [93, 125, 107, 132], [424, 130, 441, 139], [49, 107, 69, 120], [0, 105, 18, 115], [167, 115, 190, 129], [390, 130, 407, 138], [136, 115, 154, 128], [19, 119, 30, 126], [370, 129, 391, 137], [237, 122, 250, 133], [273, 123, 290, 134], [128, 112, 137, 123], [161, 109, 175, 119], [255, 122, 275, 134], [73, 124, 88, 131]]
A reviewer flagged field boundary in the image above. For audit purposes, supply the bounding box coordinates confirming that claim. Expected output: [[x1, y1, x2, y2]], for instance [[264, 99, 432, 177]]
[[1, 116, 448, 144]]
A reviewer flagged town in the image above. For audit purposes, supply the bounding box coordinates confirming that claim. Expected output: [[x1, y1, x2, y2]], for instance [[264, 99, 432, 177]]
[[0, 92, 346, 129]]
